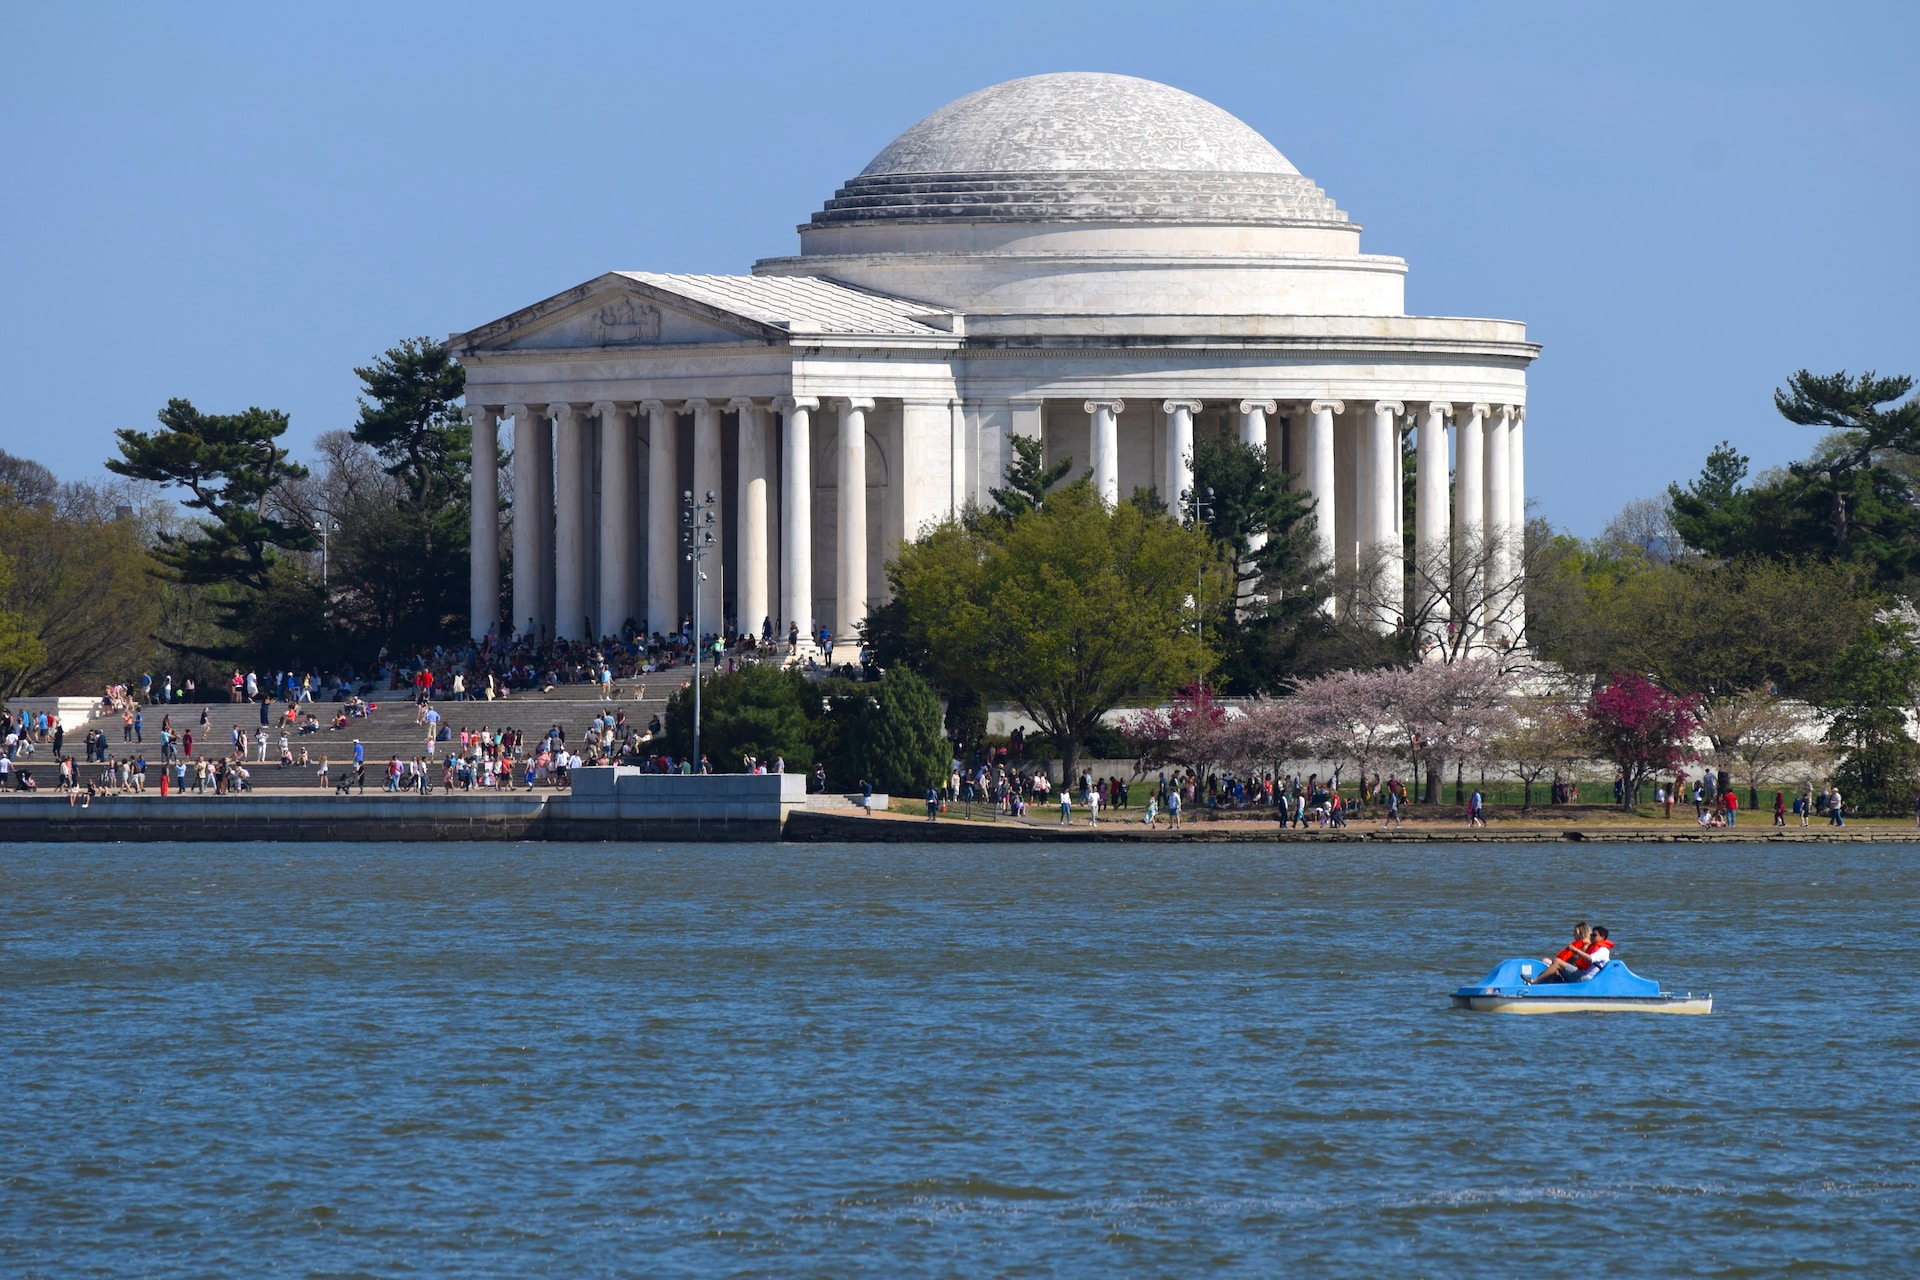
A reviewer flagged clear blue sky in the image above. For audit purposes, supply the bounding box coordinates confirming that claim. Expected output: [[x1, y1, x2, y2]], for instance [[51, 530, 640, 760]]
[[3, 1, 1914, 534]]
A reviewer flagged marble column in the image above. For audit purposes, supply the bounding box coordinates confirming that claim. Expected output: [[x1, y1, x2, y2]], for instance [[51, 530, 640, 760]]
[[1085, 399, 1123, 505], [550, 403, 587, 641], [686, 399, 723, 635], [775, 396, 817, 649], [468, 405, 498, 642], [836, 398, 874, 644], [506, 404, 546, 640], [1415, 403, 1452, 653], [1369, 401, 1405, 631], [593, 401, 635, 638], [1239, 399, 1274, 452], [644, 400, 677, 637], [1238, 399, 1276, 558], [730, 398, 771, 641], [1453, 403, 1488, 641], [1305, 400, 1341, 574], [1163, 399, 1200, 510], [1509, 407, 1528, 645], [1484, 405, 1515, 645]]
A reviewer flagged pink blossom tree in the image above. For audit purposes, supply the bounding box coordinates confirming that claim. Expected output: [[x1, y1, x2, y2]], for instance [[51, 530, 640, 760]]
[[1581, 673, 1701, 811], [1393, 657, 1519, 803], [1120, 681, 1235, 780]]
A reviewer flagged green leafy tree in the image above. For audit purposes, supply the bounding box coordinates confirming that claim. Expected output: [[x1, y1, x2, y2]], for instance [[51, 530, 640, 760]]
[[662, 663, 817, 771], [887, 482, 1222, 781], [107, 398, 313, 595], [1819, 621, 1920, 815], [350, 337, 470, 505], [1777, 370, 1920, 547], [988, 434, 1072, 516], [829, 667, 949, 794], [0, 549, 47, 695], [1190, 435, 1333, 692], [0, 493, 162, 697]]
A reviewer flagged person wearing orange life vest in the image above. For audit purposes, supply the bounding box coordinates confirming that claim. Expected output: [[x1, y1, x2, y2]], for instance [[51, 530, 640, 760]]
[[1527, 921, 1593, 984], [1576, 926, 1614, 979]]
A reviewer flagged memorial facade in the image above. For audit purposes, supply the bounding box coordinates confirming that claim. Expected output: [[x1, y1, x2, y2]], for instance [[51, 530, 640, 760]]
[[449, 73, 1538, 651]]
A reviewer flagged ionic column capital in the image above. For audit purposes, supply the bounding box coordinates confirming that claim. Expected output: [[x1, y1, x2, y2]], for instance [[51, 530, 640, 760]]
[[1083, 399, 1125, 415], [772, 395, 820, 415], [639, 399, 668, 416], [590, 400, 621, 421], [1466, 402, 1491, 420], [682, 398, 712, 415], [1488, 404, 1514, 425], [1309, 399, 1345, 416], [1161, 399, 1202, 416], [1509, 405, 1526, 422], [1424, 402, 1453, 420], [726, 397, 759, 415], [466, 404, 496, 426], [1238, 399, 1277, 416], [1373, 400, 1405, 417], [548, 402, 576, 424], [836, 397, 875, 414], [504, 402, 535, 423]]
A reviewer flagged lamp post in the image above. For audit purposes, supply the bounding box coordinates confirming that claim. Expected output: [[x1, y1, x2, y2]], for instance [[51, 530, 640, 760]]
[[682, 488, 718, 772], [1179, 486, 1215, 663], [313, 515, 334, 588]]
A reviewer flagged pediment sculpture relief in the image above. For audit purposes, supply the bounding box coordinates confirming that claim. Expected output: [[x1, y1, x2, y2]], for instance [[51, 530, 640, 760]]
[[593, 297, 663, 344]]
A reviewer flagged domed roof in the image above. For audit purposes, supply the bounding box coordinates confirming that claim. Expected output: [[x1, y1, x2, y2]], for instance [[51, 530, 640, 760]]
[[808, 73, 1348, 231], [859, 73, 1300, 178]]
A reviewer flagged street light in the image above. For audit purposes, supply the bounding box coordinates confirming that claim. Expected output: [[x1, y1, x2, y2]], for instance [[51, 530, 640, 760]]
[[682, 488, 718, 772], [314, 516, 334, 587], [1179, 486, 1215, 659]]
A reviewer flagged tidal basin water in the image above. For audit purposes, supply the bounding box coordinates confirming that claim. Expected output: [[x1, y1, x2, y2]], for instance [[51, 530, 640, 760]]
[[5, 840, 1918, 1275]]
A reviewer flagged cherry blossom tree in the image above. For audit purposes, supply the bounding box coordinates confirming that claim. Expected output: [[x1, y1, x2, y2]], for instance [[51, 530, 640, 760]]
[[1392, 657, 1520, 803], [1121, 681, 1234, 780], [1580, 673, 1702, 811]]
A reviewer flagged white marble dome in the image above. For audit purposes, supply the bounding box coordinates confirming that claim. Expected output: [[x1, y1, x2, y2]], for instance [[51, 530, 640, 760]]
[[859, 73, 1299, 177], [808, 72, 1347, 229]]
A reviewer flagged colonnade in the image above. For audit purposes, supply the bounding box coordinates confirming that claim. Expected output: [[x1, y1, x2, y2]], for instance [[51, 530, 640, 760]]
[[467, 395, 1527, 652], [466, 398, 880, 651]]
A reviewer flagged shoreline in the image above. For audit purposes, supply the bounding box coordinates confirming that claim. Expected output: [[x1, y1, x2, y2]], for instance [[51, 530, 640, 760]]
[[0, 792, 1910, 843]]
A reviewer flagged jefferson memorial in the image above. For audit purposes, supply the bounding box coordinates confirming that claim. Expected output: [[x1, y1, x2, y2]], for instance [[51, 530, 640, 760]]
[[450, 72, 1537, 649]]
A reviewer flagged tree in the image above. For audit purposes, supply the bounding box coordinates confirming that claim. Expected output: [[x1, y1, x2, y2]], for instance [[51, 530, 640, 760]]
[[1496, 694, 1587, 811], [1190, 435, 1337, 693], [1121, 681, 1235, 780], [1580, 674, 1701, 812], [988, 433, 1072, 516], [108, 398, 313, 594], [1776, 370, 1920, 548], [1699, 690, 1820, 812], [0, 493, 162, 697], [888, 483, 1222, 782], [1818, 620, 1920, 815], [350, 337, 469, 505], [831, 667, 950, 794], [0, 549, 47, 694], [661, 663, 817, 772], [1392, 657, 1519, 803]]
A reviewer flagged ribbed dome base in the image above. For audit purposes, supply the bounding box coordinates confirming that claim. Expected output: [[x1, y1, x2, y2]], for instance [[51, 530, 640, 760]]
[[810, 170, 1349, 229]]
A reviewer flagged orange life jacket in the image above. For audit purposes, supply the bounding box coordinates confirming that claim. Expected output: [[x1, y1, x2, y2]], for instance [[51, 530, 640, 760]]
[[1553, 935, 1593, 967]]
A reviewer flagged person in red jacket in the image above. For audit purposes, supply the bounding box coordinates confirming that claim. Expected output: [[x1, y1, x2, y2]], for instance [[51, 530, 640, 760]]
[[1528, 921, 1593, 984]]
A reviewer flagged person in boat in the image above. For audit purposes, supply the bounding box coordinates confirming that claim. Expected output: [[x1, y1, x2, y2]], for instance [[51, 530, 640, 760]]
[[1527, 921, 1593, 984], [1578, 926, 1613, 977]]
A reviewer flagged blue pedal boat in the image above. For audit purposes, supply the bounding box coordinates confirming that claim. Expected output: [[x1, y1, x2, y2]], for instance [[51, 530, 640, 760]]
[[1450, 958, 1712, 1014]]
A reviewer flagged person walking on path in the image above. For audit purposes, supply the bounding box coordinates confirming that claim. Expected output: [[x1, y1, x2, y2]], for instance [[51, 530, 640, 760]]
[[1468, 789, 1486, 829], [1775, 791, 1787, 827], [1059, 789, 1072, 826], [1828, 786, 1845, 827]]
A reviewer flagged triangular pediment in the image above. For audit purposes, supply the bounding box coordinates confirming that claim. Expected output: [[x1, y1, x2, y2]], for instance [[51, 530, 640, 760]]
[[448, 273, 780, 354]]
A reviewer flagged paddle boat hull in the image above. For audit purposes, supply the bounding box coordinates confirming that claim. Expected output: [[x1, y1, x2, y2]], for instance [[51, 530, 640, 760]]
[[1450, 958, 1712, 1015]]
